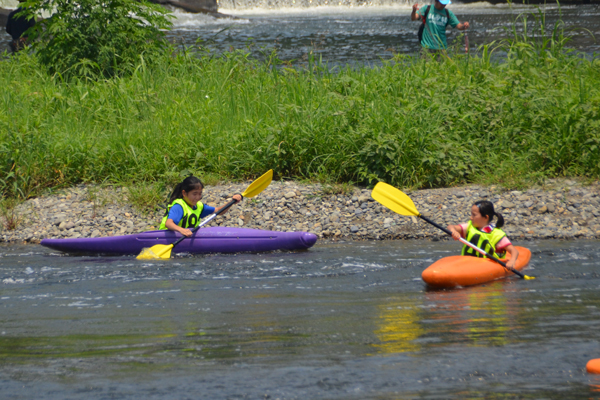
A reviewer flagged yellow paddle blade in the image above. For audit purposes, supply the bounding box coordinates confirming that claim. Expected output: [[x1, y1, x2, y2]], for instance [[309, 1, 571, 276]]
[[136, 244, 174, 260], [524, 275, 536, 280], [371, 182, 421, 217], [242, 169, 273, 198]]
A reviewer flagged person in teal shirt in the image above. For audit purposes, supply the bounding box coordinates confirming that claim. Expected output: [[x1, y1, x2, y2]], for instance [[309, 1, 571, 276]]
[[411, 0, 469, 51]]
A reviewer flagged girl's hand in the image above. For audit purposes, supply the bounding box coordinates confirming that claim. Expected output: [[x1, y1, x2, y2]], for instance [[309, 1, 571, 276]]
[[447, 225, 462, 241], [180, 228, 193, 237], [506, 259, 516, 269], [412, 3, 419, 12], [232, 194, 242, 203], [504, 245, 519, 270], [166, 219, 193, 237]]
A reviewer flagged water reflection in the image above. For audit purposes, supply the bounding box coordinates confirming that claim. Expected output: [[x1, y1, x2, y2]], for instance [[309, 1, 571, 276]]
[[589, 383, 600, 394], [0, 333, 178, 359], [0, 312, 304, 363], [427, 283, 515, 347], [374, 281, 519, 355], [374, 296, 423, 354]]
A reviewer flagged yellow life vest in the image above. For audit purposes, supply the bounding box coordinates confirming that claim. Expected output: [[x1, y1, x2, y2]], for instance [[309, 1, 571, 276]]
[[159, 199, 204, 230], [461, 220, 507, 259]]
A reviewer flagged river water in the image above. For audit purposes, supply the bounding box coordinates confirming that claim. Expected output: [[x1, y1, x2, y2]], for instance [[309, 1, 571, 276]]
[[1, 3, 599, 62], [169, 2, 600, 64], [1, 239, 600, 398]]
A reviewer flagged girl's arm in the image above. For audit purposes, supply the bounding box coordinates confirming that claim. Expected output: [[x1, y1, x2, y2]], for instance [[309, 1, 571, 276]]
[[447, 224, 463, 241], [165, 219, 193, 237], [504, 244, 519, 269], [215, 194, 242, 214]]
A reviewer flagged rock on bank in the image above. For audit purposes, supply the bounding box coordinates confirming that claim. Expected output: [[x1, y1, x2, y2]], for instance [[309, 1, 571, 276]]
[[1, 179, 599, 244]]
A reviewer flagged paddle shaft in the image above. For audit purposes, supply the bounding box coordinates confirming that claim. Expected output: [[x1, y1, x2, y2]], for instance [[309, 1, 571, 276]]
[[170, 196, 240, 248], [418, 214, 526, 279]]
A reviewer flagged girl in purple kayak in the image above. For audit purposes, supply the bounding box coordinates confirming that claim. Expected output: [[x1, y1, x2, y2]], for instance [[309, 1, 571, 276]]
[[159, 176, 241, 237]]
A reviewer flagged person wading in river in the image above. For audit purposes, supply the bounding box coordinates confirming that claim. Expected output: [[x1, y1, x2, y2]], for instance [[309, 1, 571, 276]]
[[411, 0, 469, 56]]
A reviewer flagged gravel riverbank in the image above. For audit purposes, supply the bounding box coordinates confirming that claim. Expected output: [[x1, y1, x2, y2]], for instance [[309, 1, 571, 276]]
[[1, 179, 599, 245]]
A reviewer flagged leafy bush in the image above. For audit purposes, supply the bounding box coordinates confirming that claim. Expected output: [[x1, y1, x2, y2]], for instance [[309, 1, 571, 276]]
[[22, 0, 173, 79], [1, 7, 599, 198]]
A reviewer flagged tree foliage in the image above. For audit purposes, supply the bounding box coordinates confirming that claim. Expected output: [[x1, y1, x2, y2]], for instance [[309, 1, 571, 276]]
[[22, 0, 173, 79]]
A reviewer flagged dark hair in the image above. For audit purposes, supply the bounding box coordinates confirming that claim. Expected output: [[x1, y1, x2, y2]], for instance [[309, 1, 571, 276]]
[[167, 176, 204, 204], [474, 200, 504, 228]]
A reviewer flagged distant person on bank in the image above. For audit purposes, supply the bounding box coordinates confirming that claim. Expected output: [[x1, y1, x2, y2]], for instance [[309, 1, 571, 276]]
[[411, 0, 469, 53], [5, 1, 35, 53]]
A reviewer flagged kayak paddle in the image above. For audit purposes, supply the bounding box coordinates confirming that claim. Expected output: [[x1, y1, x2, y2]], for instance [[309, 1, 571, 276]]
[[136, 169, 273, 260], [371, 182, 535, 280]]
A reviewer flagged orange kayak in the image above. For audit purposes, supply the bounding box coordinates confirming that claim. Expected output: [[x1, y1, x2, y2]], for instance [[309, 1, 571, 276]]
[[422, 246, 532, 288], [587, 359, 600, 374]]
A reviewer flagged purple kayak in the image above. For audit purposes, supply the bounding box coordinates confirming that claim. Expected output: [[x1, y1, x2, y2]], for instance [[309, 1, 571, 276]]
[[40, 227, 318, 255]]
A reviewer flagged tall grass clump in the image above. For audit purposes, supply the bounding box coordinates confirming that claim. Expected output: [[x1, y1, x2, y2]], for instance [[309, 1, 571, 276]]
[[0, 7, 598, 198], [0, 197, 22, 230]]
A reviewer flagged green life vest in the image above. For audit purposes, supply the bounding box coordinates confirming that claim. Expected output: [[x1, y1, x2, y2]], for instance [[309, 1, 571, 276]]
[[461, 220, 507, 259], [159, 199, 204, 230]]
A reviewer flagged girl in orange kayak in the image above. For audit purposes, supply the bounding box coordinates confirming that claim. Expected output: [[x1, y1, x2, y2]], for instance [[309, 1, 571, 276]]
[[447, 200, 519, 269]]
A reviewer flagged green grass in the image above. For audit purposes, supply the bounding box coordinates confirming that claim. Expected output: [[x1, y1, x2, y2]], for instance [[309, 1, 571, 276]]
[[0, 197, 22, 230], [1, 11, 599, 199]]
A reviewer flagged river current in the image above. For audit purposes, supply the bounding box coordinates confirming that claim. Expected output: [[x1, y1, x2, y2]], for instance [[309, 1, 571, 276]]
[[166, 3, 600, 64], [1, 3, 600, 62], [1, 239, 599, 398]]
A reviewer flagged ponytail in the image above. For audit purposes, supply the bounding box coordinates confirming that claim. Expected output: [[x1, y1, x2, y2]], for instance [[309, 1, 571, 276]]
[[495, 212, 504, 228], [474, 200, 504, 228], [167, 176, 204, 204], [167, 182, 185, 204]]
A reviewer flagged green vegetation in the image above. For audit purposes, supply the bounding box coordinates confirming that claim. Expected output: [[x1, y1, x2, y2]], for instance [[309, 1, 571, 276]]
[[321, 182, 356, 197], [0, 197, 22, 230], [126, 182, 166, 215], [21, 0, 173, 79], [0, 9, 598, 199]]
